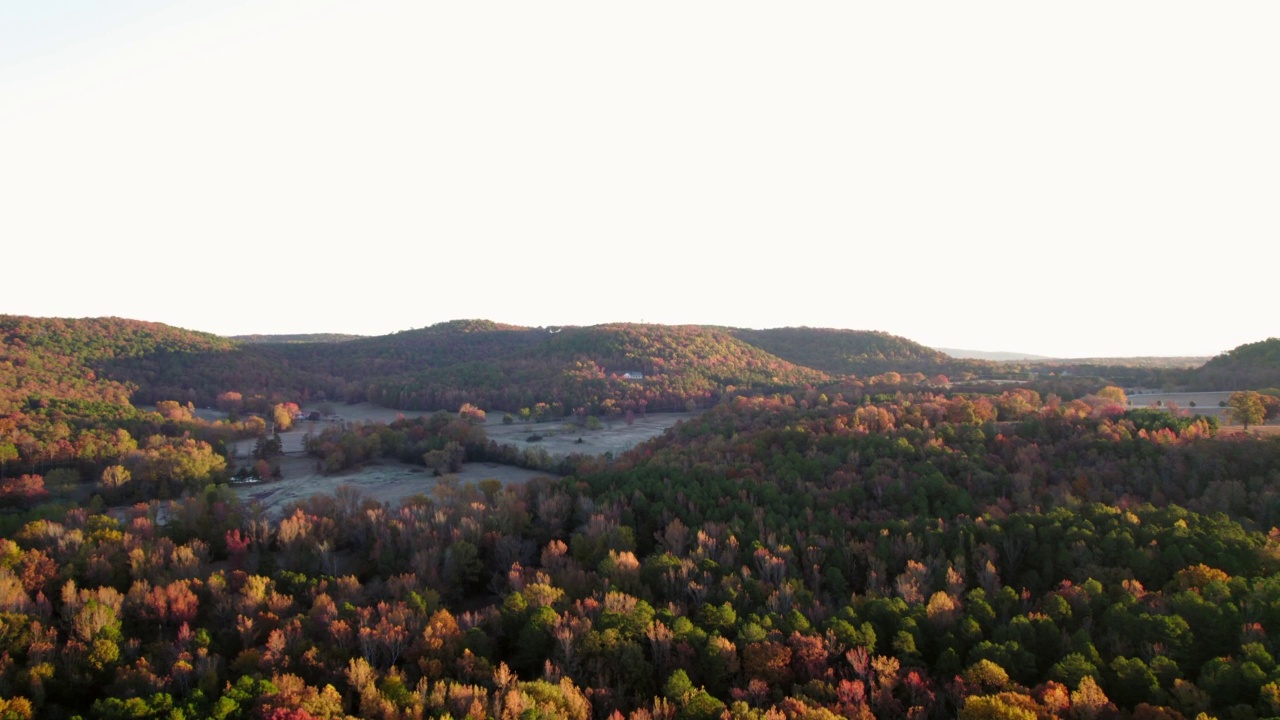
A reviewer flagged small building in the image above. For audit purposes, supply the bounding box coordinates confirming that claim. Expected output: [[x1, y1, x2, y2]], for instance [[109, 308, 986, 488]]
[[621, 372, 644, 380]]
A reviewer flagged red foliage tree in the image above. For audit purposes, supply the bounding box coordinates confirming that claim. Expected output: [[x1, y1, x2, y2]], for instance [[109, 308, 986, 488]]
[[0, 474, 47, 508]]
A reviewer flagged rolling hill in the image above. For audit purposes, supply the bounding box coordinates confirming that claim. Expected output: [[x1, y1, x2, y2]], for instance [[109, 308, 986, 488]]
[[0, 315, 236, 413], [361, 323, 830, 413], [1193, 337, 1280, 390], [11, 317, 844, 414], [17, 314, 1234, 416], [732, 326, 960, 376]]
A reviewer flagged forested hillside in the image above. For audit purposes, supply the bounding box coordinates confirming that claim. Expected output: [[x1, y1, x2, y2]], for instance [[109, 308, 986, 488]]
[[7, 380, 1280, 718], [1195, 338, 1280, 390], [363, 324, 829, 415], [732, 327, 960, 377], [0, 316, 235, 413], [16, 315, 1261, 420], [0, 317, 261, 495], [101, 320, 836, 415]]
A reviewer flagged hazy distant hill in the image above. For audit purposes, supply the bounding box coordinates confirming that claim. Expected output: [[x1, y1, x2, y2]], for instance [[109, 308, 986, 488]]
[[231, 333, 366, 344], [1023, 356, 1209, 369], [937, 348, 1050, 361], [733, 327, 957, 376]]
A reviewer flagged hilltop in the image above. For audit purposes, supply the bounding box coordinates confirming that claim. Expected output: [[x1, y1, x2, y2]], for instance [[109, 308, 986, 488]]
[[360, 323, 829, 413], [1194, 337, 1280, 390], [732, 326, 959, 376], [0, 315, 235, 412]]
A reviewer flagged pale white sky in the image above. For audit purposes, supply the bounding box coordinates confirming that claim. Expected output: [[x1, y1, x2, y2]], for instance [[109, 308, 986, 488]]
[[1, 2, 1276, 358]]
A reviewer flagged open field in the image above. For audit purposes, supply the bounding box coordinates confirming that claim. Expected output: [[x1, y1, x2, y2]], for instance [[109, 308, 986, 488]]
[[223, 403, 694, 515], [1219, 425, 1280, 436], [297, 403, 436, 424], [1125, 391, 1235, 420], [305, 402, 697, 451], [1124, 391, 1280, 434], [482, 411, 698, 458], [231, 456, 550, 517], [272, 402, 696, 458]]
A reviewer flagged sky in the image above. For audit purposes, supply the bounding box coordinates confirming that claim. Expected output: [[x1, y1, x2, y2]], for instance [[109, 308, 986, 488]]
[[1, 2, 1276, 358]]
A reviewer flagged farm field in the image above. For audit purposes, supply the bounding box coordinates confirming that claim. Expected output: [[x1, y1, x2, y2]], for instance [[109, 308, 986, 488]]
[[481, 411, 699, 458], [1126, 390, 1280, 433], [231, 456, 547, 517], [225, 403, 696, 515], [229, 402, 696, 457], [1126, 390, 1235, 418]]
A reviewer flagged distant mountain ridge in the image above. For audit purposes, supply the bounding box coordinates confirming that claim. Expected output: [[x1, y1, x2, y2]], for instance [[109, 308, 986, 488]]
[[8, 314, 1270, 416], [7, 317, 938, 413], [937, 348, 1050, 361], [1024, 356, 1210, 368], [231, 333, 365, 344]]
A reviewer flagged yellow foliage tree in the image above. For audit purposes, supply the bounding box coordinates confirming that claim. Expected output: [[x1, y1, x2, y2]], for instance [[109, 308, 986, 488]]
[[1097, 386, 1128, 405], [959, 695, 1038, 720]]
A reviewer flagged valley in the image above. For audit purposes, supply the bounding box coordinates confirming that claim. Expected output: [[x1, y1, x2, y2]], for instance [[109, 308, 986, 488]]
[[3, 314, 1280, 719]]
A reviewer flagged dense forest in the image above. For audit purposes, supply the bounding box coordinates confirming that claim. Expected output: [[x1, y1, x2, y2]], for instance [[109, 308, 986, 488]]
[[113, 322, 833, 415], [726, 329, 957, 378], [1195, 340, 1280, 392], [4, 315, 1280, 718]]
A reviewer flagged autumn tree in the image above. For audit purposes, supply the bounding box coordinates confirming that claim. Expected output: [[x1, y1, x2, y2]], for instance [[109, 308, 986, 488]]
[[459, 403, 487, 424], [1257, 389, 1280, 421], [0, 474, 47, 508], [1097, 386, 1128, 405], [1227, 391, 1266, 429], [155, 399, 195, 421], [216, 391, 245, 415], [0, 443, 17, 479], [273, 403, 298, 432], [100, 465, 131, 491], [423, 441, 465, 475]]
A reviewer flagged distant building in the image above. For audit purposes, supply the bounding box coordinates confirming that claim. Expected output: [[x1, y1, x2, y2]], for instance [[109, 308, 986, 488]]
[[621, 372, 644, 380]]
